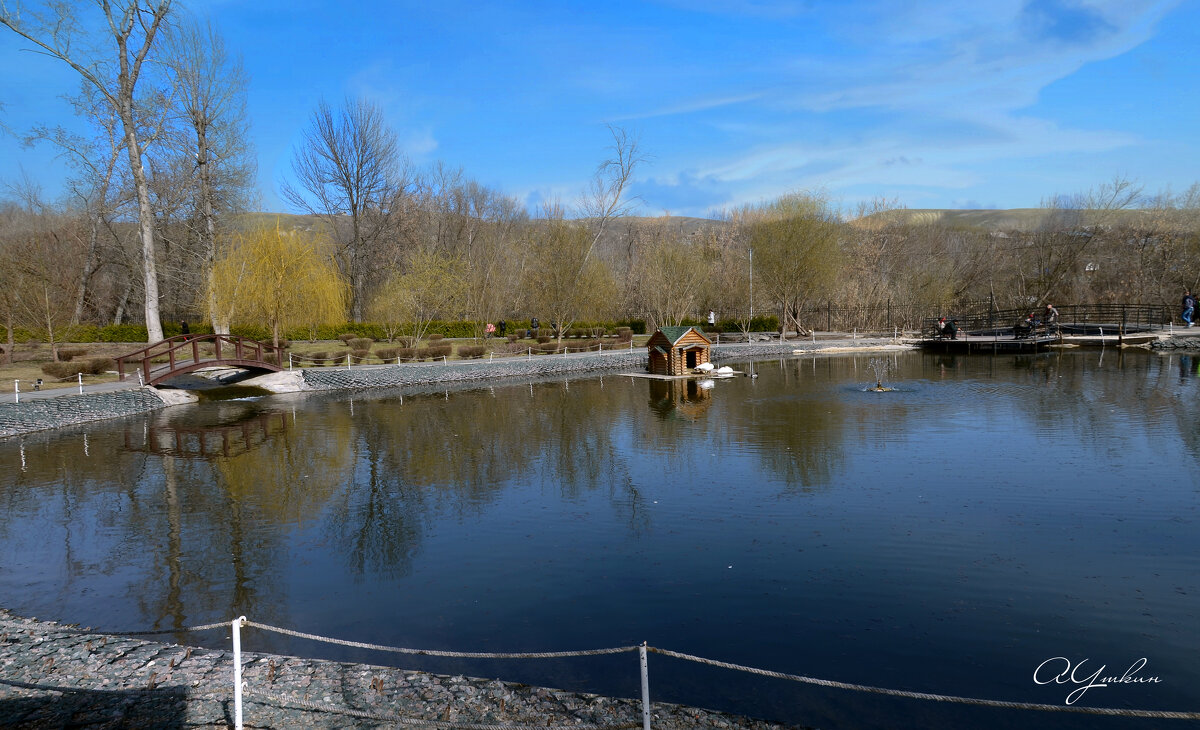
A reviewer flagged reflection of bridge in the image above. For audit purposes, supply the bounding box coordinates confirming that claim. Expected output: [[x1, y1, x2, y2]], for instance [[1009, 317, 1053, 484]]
[[123, 411, 287, 459], [116, 334, 285, 386]]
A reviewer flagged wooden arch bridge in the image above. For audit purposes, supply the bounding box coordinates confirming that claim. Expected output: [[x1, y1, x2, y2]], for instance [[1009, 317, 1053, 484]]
[[116, 334, 285, 386]]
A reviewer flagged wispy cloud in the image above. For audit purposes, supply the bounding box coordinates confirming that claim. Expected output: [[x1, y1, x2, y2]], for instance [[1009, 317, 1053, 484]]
[[633, 0, 1179, 213]]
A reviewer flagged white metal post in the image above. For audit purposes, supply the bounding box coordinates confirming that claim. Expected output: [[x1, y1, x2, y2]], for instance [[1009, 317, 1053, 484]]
[[78, 372, 84, 394], [13, 380, 18, 404], [639, 643, 651, 730], [288, 353, 293, 370], [346, 354, 351, 370], [232, 616, 246, 729]]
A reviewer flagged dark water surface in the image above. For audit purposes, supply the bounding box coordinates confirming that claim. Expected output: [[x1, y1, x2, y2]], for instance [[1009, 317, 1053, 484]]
[[2, 350, 1198, 729]]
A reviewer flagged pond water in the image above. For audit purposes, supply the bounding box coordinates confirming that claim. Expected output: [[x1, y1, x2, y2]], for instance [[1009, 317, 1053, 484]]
[[2, 350, 1199, 729]]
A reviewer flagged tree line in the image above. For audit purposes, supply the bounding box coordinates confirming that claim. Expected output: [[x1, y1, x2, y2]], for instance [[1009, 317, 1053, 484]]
[[3, 2, 1200, 363]]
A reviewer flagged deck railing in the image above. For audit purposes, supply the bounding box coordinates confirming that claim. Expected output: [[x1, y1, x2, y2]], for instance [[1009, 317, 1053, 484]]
[[921, 303, 1173, 339]]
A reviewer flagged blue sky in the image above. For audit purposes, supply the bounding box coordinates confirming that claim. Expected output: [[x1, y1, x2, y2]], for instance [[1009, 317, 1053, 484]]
[[1, 0, 1197, 217]]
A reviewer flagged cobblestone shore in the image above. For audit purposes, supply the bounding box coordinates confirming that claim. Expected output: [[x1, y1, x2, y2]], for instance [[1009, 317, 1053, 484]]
[[0, 610, 811, 729]]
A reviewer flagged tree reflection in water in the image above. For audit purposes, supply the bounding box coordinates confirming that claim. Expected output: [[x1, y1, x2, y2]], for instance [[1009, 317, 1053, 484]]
[[1, 352, 1199, 730]]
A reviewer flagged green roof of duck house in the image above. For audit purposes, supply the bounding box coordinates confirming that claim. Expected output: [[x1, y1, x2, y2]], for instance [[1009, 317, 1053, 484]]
[[653, 326, 712, 346]]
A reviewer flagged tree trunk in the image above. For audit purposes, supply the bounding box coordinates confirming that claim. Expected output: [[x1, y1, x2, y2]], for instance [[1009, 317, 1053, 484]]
[[72, 215, 101, 325], [123, 122, 164, 342], [198, 128, 228, 333]]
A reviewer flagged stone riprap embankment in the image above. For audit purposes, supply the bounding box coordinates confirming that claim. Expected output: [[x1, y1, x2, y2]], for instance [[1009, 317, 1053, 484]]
[[0, 610, 811, 729], [1151, 335, 1200, 350], [299, 339, 907, 391], [0, 389, 170, 439], [301, 349, 648, 390]]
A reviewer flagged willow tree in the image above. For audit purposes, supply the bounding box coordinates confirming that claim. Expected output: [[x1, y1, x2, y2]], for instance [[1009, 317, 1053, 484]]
[[369, 248, 466, 344], [209, 224, 346, 348], [745, 192, 842, 335]]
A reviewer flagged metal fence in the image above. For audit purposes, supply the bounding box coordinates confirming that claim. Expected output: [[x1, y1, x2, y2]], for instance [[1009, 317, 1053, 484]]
[[920, 303, 1173, 338]]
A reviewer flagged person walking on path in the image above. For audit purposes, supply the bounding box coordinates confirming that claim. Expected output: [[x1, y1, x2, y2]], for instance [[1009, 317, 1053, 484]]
[[1182, 290, 1196, 327]]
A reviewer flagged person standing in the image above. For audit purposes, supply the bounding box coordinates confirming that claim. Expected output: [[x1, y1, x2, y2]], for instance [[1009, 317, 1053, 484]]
[[1043, 304, 1059, 334], [1183, 290, 1196, 327], [707, 310, 716, 327]]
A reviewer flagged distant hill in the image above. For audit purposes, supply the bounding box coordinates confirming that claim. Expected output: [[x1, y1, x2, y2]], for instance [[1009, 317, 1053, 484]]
[[855, 208, 1174, 232], [245, 209, 1185, 238]]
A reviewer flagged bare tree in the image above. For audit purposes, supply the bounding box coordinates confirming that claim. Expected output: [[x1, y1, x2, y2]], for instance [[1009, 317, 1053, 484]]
[[577, 124, 644, 271], [629, 217, 712, 330], [1028, 176, 1143, 304], [163, 16, 254, 333], [527, 204, 618, 343], [1, 0, 175, 342], [23, 82, 132, 324], [282, 98, 405, 321]]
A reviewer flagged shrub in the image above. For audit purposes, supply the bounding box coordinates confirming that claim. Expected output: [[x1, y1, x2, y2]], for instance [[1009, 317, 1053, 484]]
[[396, 347, 417, 361], [338, 333, 357, 345], [428, 333, 444, 341], [536, 335, 552, 344], [495, 342, 528, 354], [350, 348, 371, 364], [415, 346, 434, 361], [58, 347, 88, 361], [616, 330, 633, 342], [41, 357, 113, 379], [348, 337, 374, 351], [457, 345, 486, 359], [85, 357, 114, 375], [263, 353, 280, 366], [430, 344, 452, 358], [41, 361, 86, 379], [538, 342, 560, 354], [507, 333, 519, 342], [376, 347, 398, 363], [306, 351, 328, 366], [397, 336, 416, 348]]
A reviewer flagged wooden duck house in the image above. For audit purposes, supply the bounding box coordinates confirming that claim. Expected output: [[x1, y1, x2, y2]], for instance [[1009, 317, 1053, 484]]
[[646, 326, 713, 376]]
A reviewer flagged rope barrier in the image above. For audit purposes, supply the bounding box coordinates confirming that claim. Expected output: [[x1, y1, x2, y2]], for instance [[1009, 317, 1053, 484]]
[[18, 616, 1198, 724], [244, 687, 640, 730], [648, 647, 1200, 720], [244, 620, 638, 659], [30, 620, 231, 636]]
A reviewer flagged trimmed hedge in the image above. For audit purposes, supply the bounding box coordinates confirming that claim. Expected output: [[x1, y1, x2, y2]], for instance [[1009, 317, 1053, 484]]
[[2, 317, 661, 345]]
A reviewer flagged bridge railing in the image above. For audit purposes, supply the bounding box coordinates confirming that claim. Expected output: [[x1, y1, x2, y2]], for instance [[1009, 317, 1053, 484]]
[[921, 303, 1173, 338], [115, 334, 286, 383]]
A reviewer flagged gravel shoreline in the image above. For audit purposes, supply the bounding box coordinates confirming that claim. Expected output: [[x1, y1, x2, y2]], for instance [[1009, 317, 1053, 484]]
[[0, 610, 813, 729]]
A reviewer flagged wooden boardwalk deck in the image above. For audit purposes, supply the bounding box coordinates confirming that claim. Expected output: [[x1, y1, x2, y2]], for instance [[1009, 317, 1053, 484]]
[[918, 333, 1059, 353], [919, 330, 1167, 353]]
